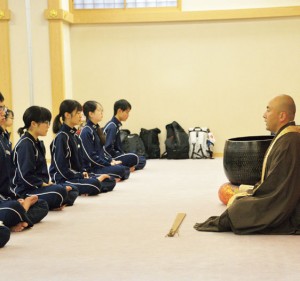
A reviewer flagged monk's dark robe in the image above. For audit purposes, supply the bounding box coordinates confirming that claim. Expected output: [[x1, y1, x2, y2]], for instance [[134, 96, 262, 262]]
[[194, 122, 300, 234]]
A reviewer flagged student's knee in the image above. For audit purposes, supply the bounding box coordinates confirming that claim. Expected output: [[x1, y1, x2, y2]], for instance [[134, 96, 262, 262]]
[[88, 189, 101, 196], [100, 177, 116, 193], [9, 200, 24, 211], [26, 199, 49, 224], [135, 156, 147, 170], [58, 185, 68, 198], [0, 201, 24, 227], [122, 167, 130, 180], [47, 185, 69, 209], [83, 180, 102, 196], [0, 226, 10, 248], [65, 189, 79, 206]]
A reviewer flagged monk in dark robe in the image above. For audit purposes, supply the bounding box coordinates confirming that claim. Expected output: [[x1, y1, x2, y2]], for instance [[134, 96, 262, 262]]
[[194, 94, 300, 234]]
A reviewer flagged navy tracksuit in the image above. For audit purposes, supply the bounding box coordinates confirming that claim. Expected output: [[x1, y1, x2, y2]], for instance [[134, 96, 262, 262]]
[[0, 225, 10, 247], [103, 116, 146, 170], [0, 128, 14, 199], [49, 124, 115, 195], [0, 128, 48, 227], [79, 120, 130, 180], [12, 132, 78, 209]]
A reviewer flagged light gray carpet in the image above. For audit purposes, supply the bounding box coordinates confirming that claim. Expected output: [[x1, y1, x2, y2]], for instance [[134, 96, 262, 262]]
[[1, 158, 300, 281]]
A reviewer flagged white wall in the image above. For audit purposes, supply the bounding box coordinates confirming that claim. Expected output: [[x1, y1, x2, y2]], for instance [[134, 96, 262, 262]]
[[70, 18, 300, 154], [63, 23, 74, 100]]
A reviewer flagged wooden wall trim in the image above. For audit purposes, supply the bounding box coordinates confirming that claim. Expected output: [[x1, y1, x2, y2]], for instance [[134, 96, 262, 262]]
[[46, 0, 68, 117], [0, 8, 10, 20], [44, 8, 73, 23], [0, 0, 12, 108], [70, 5, 300, 24]]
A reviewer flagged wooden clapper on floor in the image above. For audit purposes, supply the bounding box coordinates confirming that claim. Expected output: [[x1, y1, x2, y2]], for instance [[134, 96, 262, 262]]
[[166, 213, 186, 237]]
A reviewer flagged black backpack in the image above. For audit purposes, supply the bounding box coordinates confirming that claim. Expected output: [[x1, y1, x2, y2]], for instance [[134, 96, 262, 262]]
[[120, 129, 130, 143], [120, 129, 146, 157], [162, 121, 189, 159], [140, 128, 161, 159]]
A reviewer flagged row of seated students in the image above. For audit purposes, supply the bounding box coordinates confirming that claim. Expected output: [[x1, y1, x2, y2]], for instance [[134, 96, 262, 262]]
[[0, 94, 146, 248]]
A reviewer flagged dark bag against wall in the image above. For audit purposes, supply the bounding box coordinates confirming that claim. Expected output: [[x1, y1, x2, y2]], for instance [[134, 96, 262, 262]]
[[121, 130, 146, 157], [140, 128, 161, 159], [162, 121, 189, 159], [120, 129, 131, 143]]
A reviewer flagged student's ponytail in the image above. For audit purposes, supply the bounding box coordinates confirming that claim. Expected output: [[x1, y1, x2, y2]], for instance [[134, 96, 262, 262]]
[[52, 114, 62, 134], [17, 126, 26, 137], [96, 127, 106, 146]]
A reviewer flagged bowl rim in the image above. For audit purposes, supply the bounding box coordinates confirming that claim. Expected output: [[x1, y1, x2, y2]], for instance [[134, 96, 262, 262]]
[[227, 135, 274, 142]]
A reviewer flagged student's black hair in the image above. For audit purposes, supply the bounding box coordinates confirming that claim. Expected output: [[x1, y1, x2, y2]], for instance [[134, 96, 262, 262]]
[[83, 100, 101, 120], [18, 106, 52, 136], [83, 100, 106, 145], [5, 109, 14, 119], [53, 99, 82, 134], [0, 92, 4, 102], [113, 99, 131, 116]]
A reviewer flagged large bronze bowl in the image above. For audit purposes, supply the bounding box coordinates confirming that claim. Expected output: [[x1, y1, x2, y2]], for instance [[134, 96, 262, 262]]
[[223, 135, 274, 185]]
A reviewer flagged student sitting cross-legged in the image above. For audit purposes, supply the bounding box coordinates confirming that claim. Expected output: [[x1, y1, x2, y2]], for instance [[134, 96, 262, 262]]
[[0, 94, 48, 233], [103, 99, 146, 172], [79, 101, 130, 182], [49, 99, 116, 195], [12, 106, 79, 210]]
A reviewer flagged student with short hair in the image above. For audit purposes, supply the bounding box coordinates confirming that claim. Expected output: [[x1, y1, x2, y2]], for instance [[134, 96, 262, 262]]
[[79, 100, 130, 181], [103, 99, 146, 171], [49, 100, 116, 195], [0, 94, 48, 232], [13, 106, 78, 210]]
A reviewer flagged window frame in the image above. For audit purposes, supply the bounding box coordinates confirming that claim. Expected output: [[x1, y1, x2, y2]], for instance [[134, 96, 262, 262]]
[[71, 0, 180, 10], [69, 0, 182, 23]]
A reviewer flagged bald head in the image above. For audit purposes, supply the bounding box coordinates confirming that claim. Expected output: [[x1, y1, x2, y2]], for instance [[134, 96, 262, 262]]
[[263, 94, 296, 134], [271, 94, 296, 121]]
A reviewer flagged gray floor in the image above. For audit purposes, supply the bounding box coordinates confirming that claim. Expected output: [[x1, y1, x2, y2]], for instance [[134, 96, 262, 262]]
[[1, 158, 300, 281]]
